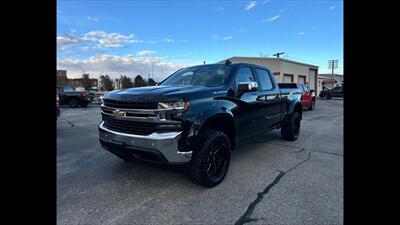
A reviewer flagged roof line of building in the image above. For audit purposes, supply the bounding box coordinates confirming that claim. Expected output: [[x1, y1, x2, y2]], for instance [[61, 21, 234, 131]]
[[221, 56, 319, 68]]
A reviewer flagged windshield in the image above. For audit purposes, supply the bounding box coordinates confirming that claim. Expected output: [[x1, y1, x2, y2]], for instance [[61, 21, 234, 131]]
[[160, 65, 233, 87]]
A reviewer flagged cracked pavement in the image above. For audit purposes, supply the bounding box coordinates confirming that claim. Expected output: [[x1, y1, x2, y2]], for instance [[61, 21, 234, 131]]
[[57, 98, 343, 225]]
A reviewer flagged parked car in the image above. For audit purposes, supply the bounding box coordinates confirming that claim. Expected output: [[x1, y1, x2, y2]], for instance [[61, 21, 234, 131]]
[[56, 86, 91, 108], [88, 87, 98, 101], [56, 89, 60, 119], [278, 83, 316, 110], [98, 61, 304, 187], [319, 85, 344, 99], [75, 87, 86, 92]]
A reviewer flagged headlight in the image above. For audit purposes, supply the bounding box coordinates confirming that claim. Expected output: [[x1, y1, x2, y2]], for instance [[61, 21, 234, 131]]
[[158, 100, 190, 111]]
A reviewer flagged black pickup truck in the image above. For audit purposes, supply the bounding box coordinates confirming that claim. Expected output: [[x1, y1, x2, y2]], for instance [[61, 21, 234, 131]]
[[57, 86, 91, 108], [99, 61, 303, 187], [319, 85, 344, 99]]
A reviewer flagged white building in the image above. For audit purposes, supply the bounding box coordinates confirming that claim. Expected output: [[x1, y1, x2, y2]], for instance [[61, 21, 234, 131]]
[[318, 73, 344, 85], [219, 56, 319, 93]]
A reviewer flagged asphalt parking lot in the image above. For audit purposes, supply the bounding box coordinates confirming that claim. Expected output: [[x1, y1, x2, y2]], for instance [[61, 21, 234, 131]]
[[57, 98, 343, 225]]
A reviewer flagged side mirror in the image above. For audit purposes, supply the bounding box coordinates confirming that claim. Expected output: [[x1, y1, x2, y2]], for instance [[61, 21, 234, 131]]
[[238, 82, 258, 92]]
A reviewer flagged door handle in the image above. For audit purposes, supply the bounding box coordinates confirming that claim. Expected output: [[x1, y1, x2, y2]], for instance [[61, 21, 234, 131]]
[[256, 95, 265, 101]]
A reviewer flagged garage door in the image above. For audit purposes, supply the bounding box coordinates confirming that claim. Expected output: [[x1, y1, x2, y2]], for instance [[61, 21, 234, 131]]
[[298, 76, 306, 84], [309, 69, 316, 91], [284, 74, 293, 83]]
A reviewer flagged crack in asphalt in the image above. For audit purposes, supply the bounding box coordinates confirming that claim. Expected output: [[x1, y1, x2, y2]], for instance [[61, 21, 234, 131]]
[[309, 149, 343, 157], [60, 118, 74, 127], [234, 152, 312, 225], [267, 143, 343, 157]]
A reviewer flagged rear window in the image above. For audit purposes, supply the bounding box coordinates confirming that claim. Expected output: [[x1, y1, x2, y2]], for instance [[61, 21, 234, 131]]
[[63, 86, 74, 92]]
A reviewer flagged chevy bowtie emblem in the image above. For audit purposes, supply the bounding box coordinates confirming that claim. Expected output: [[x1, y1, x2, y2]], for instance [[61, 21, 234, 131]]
[[112, 110, 125, 117]]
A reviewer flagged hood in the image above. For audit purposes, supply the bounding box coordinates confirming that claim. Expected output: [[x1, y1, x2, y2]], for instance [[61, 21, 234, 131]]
[[104, 85, 225, 102]]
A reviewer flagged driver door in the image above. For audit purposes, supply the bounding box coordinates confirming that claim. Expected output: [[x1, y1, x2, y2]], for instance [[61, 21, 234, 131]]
[[232, 66, 266, 140]]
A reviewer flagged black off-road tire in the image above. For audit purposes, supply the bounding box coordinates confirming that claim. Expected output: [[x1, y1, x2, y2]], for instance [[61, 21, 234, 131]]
[[281, 112, 301, 141], [187, 129, 231, 187], [68, 98, 79, 108], [308, 100, 315, 111]]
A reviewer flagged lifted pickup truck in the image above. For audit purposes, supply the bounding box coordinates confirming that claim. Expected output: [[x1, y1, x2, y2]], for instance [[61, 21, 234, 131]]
[[57, 86, 91, 108], [99, 61, 303, 187]]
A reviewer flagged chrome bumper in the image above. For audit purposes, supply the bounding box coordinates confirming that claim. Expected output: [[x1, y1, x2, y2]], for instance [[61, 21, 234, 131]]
[[98, 122, 192, 164]]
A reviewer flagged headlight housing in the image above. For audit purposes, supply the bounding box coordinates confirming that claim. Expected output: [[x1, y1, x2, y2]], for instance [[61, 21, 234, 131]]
[[158, 100, 190, 111]]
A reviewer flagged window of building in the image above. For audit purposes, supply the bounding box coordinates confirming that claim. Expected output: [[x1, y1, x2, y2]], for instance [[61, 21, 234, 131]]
[[283, 74, 294, 83], [298, 75, 306, 84]]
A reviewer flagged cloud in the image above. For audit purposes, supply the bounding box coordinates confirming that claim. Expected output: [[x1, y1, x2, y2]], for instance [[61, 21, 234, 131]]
[[164, 38, 174, 43], [136, 50, 156, 57], [146, 40, 159, 44], [58, 30, 143, 52], [297, 32, 306, 36], [244, 1, 258, 11], [84, 30, 142, 48], [223, 36, 233, 40], [57, 54, 193, 82], [87, 16, 99, 22], [82, 45, 101, 51], [261, 15, 280, 23], [212, 34, 218, 39], [237, 27, 247, 33], [57, 33, 94, 46], [329, 6, 335, 10]]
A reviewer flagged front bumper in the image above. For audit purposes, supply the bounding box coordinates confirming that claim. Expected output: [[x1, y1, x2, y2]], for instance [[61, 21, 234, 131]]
[[98, 122, 192, 164]]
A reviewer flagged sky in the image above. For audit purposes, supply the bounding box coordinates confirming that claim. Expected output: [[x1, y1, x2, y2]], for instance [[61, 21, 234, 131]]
[[57, 0, 343, 82]]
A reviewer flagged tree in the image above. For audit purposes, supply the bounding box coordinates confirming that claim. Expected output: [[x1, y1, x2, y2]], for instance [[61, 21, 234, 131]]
[[120, 75, 133, 88], [148, 78, 156, 86], [81, 73, 92, 90], [134, 75, 145, 87], [100, 75, 114, 91]]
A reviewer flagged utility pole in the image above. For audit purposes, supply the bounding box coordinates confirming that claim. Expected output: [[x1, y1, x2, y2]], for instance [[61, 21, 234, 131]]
[[150, 56, 153, 80], [328, 59, 339, 84], [273, 52, 285, 58]]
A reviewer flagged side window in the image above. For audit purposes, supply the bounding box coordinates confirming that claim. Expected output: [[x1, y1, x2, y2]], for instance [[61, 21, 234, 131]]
[[255, 68, 273, 90], [235, 67, 255, 85], [63, 86, 74, 92]]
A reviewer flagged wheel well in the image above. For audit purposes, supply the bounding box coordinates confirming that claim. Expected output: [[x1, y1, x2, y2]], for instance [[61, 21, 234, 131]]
[[199, 115, 236, 150], [294, 103, 303, 118]]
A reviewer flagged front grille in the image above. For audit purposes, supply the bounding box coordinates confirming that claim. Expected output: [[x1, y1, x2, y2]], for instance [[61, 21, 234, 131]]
[[103, 99, 157, 109], [102, 114, 156, 135]]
